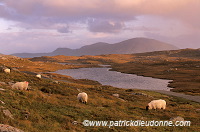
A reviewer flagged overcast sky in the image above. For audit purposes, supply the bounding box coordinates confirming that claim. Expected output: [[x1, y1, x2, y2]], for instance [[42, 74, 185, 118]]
[[0, 0, 199, 54]]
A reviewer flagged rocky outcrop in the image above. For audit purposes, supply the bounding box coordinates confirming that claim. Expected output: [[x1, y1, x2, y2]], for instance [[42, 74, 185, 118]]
[[0, 124, 24, 132]]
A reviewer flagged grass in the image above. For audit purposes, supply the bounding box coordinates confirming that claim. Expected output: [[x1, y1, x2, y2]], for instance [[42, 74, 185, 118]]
[[0, 52, 200, 131], [0, 67, 199, 131]]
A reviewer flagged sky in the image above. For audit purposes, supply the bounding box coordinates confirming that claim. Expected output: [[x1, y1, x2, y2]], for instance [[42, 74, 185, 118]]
[[0, 0, 199, 54]]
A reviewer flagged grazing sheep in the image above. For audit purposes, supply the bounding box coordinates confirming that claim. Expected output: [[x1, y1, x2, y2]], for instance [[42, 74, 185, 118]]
[[36, 74, 42, 79], [12, 81, 29, 90], [77, 92, 88, 104], [146, 99, 166, 111], [3, 68, 10, 73]]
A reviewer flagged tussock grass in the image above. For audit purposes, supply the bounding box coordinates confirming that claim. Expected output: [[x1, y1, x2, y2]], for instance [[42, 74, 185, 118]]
[[0, 72, 199, 131]]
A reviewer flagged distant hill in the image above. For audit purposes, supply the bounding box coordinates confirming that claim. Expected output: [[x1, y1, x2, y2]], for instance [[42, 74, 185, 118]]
[[135, 48, 200, 58], [12, 37, 178, 58]]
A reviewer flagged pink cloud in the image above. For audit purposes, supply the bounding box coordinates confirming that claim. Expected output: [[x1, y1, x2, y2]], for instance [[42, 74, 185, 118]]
[[0, 0, 199, 54], [0, 0, 198, 21], [1, 0, 198, 33], [88, 19, 125, 33]]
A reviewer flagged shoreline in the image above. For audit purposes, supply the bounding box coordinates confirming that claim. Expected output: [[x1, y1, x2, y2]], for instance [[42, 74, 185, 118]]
[[52, 68, 200, 103]]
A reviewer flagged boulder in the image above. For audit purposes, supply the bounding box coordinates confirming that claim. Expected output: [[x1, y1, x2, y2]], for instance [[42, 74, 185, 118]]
[[0, 124, 24, 132]]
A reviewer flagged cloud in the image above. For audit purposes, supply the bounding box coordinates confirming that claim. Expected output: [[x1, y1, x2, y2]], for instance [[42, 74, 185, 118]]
[[144, 31, 200, 49], [57, 25, 71, 33], [0, 0, 199, 54], [88, 19, 125, 33], [0, 2, 24, 21], [0, 31, 72, 54], [125, 26, 159, 32], [0, 0, 199, 31]]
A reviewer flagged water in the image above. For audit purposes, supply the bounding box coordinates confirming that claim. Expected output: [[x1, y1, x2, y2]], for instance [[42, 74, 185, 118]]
[[54, 68, 172, 91]]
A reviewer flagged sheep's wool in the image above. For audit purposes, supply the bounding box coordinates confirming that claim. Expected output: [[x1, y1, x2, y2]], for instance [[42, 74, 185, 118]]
[[148, 99, 166, 110], [77, 92, 88, 104], [4, 69, 10, 73], [12, 81, 29, 90]]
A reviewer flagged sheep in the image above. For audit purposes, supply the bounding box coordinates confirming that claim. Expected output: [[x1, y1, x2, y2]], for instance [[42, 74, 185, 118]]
[[12, 81, 29, 90], [77, 92, 88, 104], [36, 74, 42, 79], [3, 68, 10, 73], [146, 99, 166, 111]]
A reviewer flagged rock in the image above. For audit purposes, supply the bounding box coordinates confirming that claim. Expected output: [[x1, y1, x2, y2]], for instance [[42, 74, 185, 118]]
[[53, 81, 59, 84], [72, 121, 78, 125], [3, 109, 14, 119], [0, 88, 5, 91], [76, 88, 81, 92], [0, 100, 5, 104], [0, 82, 6, 85], [131, 92, 147, 96], [170, 116, 184, 122], [0, 57, 6, 60], [112, 94, 119, 98], [0, 124, 24, 132], [0, 106, 5, 109], [8, 82, 15, 86], [118, 98, 126, 102], [131, 92, 153, 98]]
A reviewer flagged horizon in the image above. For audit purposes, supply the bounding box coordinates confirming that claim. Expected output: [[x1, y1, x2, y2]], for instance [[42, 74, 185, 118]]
[[2, 38, 200, 55], [9, 37, 184, 55], [0, 0, 200, 54]]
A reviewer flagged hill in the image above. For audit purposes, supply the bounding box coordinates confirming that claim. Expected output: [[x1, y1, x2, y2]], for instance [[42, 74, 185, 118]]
[[12, 38, 178, 58], [0, 54, 199, 131]]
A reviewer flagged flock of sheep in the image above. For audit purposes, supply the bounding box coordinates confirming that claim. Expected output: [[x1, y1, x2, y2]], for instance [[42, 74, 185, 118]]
[[2, 67, 166, 111], [2, 67, 89, 105]]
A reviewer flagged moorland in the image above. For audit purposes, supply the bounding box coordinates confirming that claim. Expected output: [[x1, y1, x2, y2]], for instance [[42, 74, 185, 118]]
[[0, 49, 200, 131]]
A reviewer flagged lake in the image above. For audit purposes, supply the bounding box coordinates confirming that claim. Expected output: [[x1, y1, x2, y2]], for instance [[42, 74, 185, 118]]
[[54, 67, 172, 91]]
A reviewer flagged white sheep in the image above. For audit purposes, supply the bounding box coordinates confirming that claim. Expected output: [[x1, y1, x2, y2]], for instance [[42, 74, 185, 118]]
[[77, 92, 88, 104], [3, 68, 10, 73], [12, 81, 29, 90], [146, 99, 166, 110], [36, 74, 42, 79]]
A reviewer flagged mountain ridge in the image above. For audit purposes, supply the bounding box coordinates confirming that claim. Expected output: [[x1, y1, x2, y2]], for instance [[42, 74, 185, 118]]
[[12, 37, 179, 58]]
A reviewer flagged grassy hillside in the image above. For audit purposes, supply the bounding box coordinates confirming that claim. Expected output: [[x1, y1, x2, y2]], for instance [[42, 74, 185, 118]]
[[0, 54, 200, 131]]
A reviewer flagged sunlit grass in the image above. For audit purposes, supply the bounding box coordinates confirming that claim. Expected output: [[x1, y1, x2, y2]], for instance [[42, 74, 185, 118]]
[[0, 51, 200, 131]]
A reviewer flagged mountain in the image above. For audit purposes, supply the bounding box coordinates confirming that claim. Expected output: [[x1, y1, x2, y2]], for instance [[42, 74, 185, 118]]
[[12, 37, 178, 58]]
